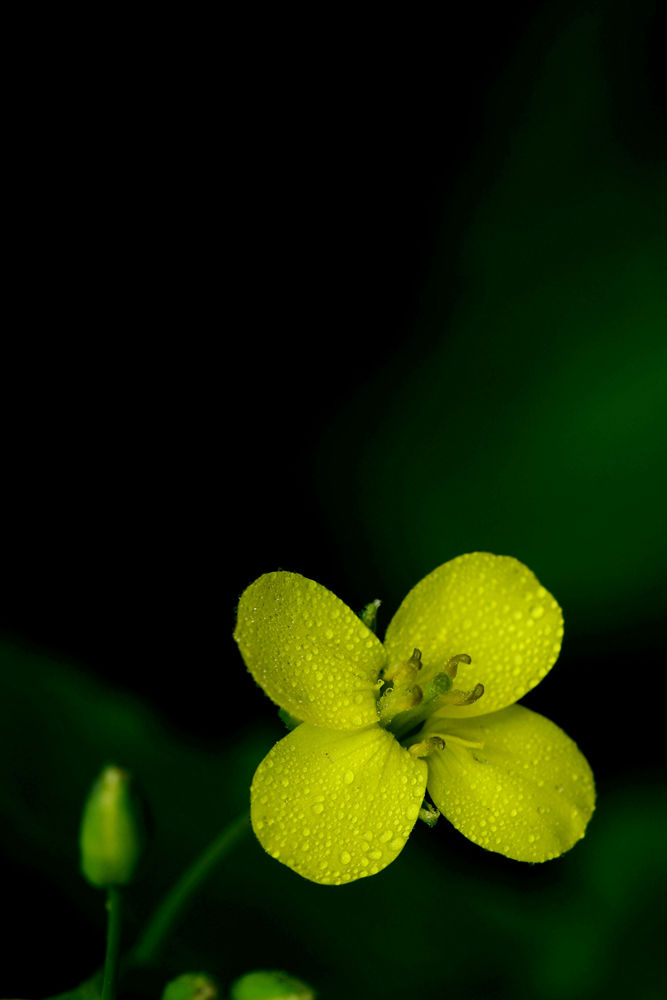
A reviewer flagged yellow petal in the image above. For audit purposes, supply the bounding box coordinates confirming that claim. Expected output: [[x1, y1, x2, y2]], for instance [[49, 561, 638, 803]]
[[422, 705, 595, 862], [384, 553, 563, 717], [250, 723, 427, 884], [234, 572, 385, 729]]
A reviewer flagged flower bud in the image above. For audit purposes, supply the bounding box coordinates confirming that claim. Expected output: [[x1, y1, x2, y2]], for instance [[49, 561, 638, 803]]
[[79, 764, 143, 888], [230, 970, 315, 1000], [162, 972, 218, 1000]]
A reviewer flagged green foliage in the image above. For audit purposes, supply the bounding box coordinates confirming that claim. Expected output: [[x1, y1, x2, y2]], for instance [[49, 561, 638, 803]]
[[317, 12, 667, 640]]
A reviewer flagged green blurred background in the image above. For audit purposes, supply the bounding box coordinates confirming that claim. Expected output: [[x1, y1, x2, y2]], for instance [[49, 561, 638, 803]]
[[2, 3, 665, 998]]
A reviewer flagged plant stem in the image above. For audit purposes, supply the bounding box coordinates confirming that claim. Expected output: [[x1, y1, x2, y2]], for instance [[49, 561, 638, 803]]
[[101, 887, 122, 1000], [130, 811, 250, 968]]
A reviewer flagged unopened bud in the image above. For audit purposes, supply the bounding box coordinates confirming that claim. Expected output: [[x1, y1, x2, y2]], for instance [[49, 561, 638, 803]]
[[79, 765, 144, 888], [359, 599, 381, 633], [230, 970, 316, 1000], [162, 972, 219, 1000]]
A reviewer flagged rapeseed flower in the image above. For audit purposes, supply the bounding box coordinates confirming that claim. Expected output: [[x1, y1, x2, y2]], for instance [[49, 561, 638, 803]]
[[234, 553, 594, 885]]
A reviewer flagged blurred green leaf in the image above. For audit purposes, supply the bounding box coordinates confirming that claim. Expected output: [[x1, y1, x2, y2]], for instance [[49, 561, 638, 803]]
[[317, 10, 667, 640]]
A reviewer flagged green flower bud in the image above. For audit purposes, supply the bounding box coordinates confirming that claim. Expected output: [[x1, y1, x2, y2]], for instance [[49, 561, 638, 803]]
[[79, 764, 143, 888], [230, 971, 315, 1000], [162, 972, 219, 1000]]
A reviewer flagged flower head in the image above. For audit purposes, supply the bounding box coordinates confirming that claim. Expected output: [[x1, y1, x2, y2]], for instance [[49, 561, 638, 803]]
[[234, 553, 595, 885]]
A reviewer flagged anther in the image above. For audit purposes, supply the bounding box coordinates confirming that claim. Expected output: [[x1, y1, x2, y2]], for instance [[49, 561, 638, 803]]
[[378, 683, 423, 722], [383, 647, 423, 685], [441, 682, 485, 706], [444, 653, 472, 678], [408, 736, 445, 759]]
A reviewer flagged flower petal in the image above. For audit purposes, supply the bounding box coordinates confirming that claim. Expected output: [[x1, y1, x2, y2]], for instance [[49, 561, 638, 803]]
[[422, 705, 595, 862], [234, 572, 385, 729], [384, 553, 563, 717], [250, 723, 427, 884]]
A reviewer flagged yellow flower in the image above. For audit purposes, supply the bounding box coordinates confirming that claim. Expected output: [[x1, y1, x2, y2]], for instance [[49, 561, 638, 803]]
[[234, 553, 595, 885]]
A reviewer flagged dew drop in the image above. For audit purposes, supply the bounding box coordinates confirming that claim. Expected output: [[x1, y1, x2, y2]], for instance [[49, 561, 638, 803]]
[[530, 605, 545, 619], [340, 851, 351, 864], [344, 770, 355, 784], [312, 802, 324, 815]]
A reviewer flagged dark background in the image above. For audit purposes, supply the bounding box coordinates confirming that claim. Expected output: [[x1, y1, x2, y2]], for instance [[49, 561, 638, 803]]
[[1, 3, 666, 999]]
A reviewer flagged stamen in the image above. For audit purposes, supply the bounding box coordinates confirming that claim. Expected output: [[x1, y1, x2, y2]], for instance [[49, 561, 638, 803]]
[[444, 653, 472, 678], [378, 683, 423, 722], [440, 682, 485, 706], [383, 647, 423, 684], [408, 736, 445, 758]]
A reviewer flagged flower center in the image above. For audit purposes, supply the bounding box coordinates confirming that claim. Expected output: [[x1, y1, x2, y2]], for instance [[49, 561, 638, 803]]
[[378, 647, 484, 740]]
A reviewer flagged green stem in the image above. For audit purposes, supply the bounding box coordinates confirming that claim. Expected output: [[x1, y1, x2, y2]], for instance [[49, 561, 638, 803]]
[[130, 811, 250, 968], [101, 887, 122, 1000]]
